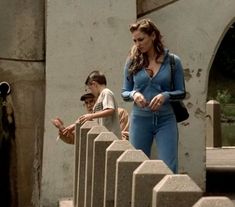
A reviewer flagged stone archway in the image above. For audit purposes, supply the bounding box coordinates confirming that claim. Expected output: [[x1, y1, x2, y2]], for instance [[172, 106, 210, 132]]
[[207, 21, 235, 146]]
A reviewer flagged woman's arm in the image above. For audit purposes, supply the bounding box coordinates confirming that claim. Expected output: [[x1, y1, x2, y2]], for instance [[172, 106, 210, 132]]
[[162, 55, 186, 101], [121, 60, 136, 102]]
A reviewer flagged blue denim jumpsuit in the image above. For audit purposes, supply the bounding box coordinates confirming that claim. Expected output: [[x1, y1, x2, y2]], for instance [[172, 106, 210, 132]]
[[121, 50, 186, 173]]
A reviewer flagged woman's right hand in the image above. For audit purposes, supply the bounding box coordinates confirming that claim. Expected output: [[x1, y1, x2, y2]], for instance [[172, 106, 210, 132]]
[[133, 92, 148, 108]]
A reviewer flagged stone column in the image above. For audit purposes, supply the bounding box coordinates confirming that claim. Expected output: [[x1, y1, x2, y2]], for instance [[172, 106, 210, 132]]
[[114, 150, 148, 207], [192, 196, 234, 207], [104, 140, 134, 207], [91, 132, 118, 207], [84, 126, 108, 207], [206, 100, 222, 147], [75, 121, 98, 207], [131, 160, 173, 207], [152, 174, 203, 207]]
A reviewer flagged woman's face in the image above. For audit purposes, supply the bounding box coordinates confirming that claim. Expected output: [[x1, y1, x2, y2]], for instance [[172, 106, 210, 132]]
[[132, 30, 155, 54]]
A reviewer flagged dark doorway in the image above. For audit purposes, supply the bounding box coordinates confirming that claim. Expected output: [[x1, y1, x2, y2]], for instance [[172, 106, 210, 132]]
[[207, 22, 235, 146]]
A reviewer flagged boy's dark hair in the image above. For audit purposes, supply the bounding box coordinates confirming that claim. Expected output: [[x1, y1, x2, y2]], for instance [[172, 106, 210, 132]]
[[85, 70, 107, 85]]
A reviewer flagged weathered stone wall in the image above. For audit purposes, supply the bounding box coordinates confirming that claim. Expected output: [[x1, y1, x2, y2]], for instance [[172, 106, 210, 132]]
[[0, 1, 45, 207]]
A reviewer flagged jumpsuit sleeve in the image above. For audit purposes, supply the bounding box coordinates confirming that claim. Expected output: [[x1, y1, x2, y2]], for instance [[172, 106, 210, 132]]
[[121, 59, 136, 102], [162, 54, 186, 101]]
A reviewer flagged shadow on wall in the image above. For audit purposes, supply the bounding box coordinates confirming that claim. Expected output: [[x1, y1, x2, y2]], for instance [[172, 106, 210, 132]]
[[0, 82, 18, 207]]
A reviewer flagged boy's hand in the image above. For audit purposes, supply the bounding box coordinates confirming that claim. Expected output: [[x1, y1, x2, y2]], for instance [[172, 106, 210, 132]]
[[78, 114, 93, 125]]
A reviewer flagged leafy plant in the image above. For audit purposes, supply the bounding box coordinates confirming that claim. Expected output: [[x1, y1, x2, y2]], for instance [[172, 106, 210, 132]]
[[215, 89, 231, 106]]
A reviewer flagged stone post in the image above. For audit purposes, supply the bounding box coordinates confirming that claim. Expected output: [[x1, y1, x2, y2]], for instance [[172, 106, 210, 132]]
[[91, 132, 118, 207], [152, 174, 202, 207], [206, 100, 222, 147], [75, 121, 98, 207], [114, 150, 149, 207], [131, 160, 173, 207], [84, 126, 108, 207], [104, 140, 134, 207], [192, 196, 234, 207]]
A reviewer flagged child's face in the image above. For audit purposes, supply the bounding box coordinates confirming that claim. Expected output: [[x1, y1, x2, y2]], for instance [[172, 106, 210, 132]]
[[86, 81, 99, 97]]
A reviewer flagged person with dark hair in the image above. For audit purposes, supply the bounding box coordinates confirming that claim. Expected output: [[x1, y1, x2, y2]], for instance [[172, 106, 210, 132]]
[[52, 93, 129, 143], [121, 19, 186, 173], [51, 93, 96, 144], [61, 71, 122, 139]]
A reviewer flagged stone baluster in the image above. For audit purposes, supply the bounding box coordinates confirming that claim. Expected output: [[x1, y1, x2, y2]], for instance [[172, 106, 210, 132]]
[[131, 160, 173, 207], [192, 196, 234, 207], [104, 140, 134, 207], [152, 174, 203, 207], [114, 150, 148, 207], [74, 121, 98, 207], [84, 126, 108, 207], [91, 132, 118, 207], [206, 100, 222, 147]]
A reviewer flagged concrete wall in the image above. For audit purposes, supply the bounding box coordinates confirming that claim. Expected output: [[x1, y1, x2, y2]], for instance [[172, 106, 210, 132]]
[[41, 0, 136, 206], [0, 1, 45, 207], [143, 0, 235, 188]]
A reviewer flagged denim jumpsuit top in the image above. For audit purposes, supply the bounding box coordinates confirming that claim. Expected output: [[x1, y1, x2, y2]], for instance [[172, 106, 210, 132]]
[[121, 50, 186, 116], [121, 49, 186, 173]]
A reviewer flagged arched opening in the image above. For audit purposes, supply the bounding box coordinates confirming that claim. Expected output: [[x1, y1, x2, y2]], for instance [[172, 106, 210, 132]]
[[207, 22, 235, 146]]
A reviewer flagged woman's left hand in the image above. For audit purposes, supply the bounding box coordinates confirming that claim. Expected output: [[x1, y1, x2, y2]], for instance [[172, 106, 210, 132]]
[[149, 94, 165, 111]]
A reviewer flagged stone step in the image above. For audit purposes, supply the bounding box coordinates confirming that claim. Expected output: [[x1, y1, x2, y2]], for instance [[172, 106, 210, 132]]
[[59, 198, 73, 207]]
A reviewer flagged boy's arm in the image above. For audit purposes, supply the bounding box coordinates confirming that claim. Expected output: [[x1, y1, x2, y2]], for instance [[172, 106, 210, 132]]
[[79, 108, 115, 124], [92, 108, 114, 118]]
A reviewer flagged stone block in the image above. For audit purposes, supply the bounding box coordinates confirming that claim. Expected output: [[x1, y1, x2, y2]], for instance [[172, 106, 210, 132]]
[[104, 140, 134, 207], [84, 126, 108, 207], [114, 150, 149, 207], [91, 132, 118, 207], [131, 160, 173, 207], [152, 174, 203, 207], [192, 196, 234, 207]]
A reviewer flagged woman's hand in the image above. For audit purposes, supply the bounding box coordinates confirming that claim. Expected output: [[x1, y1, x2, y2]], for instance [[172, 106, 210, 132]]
[[149, 94, 165, 111], [78, 113, 94, 125], [133, 92, 148, 108]]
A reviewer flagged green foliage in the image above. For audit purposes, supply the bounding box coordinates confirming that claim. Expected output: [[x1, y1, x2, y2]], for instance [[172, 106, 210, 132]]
[[215, 90, 233, 117], [215, 89, 231, 105], [222, 123, 235, 146]]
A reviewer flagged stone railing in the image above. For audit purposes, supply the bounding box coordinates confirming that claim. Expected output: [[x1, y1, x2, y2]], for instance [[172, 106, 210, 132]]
[[60, 120, 234, 207]]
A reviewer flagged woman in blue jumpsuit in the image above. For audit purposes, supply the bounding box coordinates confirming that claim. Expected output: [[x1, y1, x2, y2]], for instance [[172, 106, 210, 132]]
[[121, 19, 186, 173]]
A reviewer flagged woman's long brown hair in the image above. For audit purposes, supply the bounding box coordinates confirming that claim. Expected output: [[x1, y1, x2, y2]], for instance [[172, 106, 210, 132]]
[[128, 19, 165, 75]]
